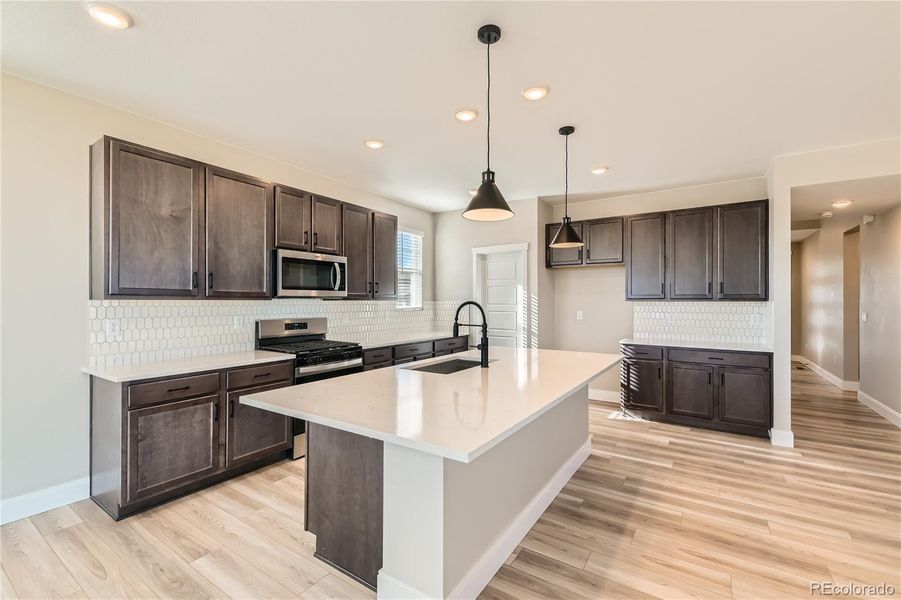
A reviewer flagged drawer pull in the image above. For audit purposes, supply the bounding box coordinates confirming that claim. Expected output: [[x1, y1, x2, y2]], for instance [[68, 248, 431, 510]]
[[253, 372, 271, 378], [636, 351, 649, 355], [166, 386, 190, 393], [708, 357, 724, 361]]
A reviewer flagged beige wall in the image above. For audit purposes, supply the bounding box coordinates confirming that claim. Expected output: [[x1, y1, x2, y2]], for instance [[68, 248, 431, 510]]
[[859, 204, 901, 413], [0, 74, 435, 501], [797, 213, 862, 380], [843, 229, 860, 382], [548, 177, 770, 395], [791, 242, 803, 355]]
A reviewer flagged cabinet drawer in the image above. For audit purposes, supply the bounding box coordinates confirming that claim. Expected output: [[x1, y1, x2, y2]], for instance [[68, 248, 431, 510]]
[[363, 348, 393, 366], [434, 336, 468, 353], [621, 345, 663, 360], [393, 357, 415, 365], [667, 348, 770, 368], [226, 362, 293, 391], [128, 373, 220, 409], [393, 341, 433, 360]]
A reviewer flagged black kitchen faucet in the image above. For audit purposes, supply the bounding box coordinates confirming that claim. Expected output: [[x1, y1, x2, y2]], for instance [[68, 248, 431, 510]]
[[452, 301, 489, 368]]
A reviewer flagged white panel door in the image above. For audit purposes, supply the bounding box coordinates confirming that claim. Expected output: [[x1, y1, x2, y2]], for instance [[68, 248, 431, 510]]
[[481, 252, 523, 347]]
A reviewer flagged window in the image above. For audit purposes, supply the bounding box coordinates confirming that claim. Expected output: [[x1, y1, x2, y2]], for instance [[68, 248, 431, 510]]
[[397, 229, 423, 309]]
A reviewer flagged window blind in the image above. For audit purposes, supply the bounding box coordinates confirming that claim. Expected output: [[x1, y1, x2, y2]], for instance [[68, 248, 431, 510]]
[[397, 230, 423, 309]]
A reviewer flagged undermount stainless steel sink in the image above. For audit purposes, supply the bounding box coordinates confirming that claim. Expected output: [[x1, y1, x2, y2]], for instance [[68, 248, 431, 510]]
[[405, 358, 483, 375]]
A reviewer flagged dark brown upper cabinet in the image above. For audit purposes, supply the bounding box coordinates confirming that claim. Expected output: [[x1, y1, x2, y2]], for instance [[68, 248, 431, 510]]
[[90, 137, 204, 299], [311, 195, 343, 255], [274, 185, 312, 251], [342, 203, 373, 299], [717, 200, 768, 300], [585, 217, 624, 265], [625, 213, 666, 299], [372, 212, 398, 300], [666, 207, 714, 299], [205, 166, 273, 298], [545, 222, 584, 267]]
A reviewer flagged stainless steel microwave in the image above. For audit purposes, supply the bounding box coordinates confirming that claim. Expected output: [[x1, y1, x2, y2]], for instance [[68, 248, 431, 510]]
[[275, 249, 347, 298]]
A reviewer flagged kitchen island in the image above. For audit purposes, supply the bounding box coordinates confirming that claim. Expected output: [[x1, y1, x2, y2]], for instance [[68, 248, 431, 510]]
[[241, 347, 621, 600]]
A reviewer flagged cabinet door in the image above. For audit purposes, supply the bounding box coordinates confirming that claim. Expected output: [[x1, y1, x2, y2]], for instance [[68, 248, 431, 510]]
[[372, 212, 397, 299], [621, 359, 664, 411], [546, 222, 584, 266], [106, 140, 203, 297], [274, 185, 311, 251], [625, 214, 666, 299], [126, 394, 219, 504], [205, 167, 273, 298], [311, 195, 342, 255], [585, 218, 623, 264], [668, 362, 715, 419], [717, 367, 771, 428], [342, 203, 373, 299], [667, 207, 714, 299], [717, 200, 768, 299], [226, 381, 292, 469]]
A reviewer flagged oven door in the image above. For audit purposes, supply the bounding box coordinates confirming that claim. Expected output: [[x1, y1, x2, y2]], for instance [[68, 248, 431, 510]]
[[276, 249, 347, 298]]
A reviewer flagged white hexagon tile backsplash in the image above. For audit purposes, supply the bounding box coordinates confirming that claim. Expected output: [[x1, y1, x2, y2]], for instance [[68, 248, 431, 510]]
[[632, 301, 770, 345]]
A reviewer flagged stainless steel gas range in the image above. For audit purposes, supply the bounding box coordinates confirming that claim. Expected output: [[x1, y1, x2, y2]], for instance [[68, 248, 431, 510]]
[[255, 318, 363, 458]]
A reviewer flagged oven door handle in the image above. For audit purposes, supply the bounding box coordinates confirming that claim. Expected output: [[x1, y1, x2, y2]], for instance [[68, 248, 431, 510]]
[[295, 357, 363, 377]]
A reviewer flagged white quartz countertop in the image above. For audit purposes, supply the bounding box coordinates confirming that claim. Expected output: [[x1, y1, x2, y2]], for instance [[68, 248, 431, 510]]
[[346, 330, 459, 350], [82, 351, 293, 383], [620, 338, 773, 353], [242, 347, 621, 463]]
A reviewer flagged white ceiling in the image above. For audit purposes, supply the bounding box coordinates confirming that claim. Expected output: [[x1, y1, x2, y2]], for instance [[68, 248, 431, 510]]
[[2, 1, 899, 212], [791, 174, 901, 221]]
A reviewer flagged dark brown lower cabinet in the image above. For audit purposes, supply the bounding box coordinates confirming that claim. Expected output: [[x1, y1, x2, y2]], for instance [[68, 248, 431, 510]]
[[306, 423, 383, 590], [90, 360, 294, 520], [718, 367, 771, 428], [667, 362, 714, 419], [226, 382, 292, 469], [126, 394, 219, 504], [620, 344, 772, 437], [621, 358, 664, 411]]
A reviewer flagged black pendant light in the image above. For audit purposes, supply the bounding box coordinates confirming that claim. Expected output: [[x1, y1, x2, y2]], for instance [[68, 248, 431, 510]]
[[549, 126, 584, 248], [462, 24, 515, 222]]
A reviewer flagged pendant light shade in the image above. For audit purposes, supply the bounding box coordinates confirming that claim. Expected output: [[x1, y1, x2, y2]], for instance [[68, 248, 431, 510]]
[[549, 125, 584, 248], [463, 24, 514, 222]]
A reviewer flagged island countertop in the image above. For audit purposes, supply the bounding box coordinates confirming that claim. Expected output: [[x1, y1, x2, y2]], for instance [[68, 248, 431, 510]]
[[241, 347, 621, 463]]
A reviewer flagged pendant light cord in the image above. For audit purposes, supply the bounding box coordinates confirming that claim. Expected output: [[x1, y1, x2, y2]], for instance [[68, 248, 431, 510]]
[[486, 41, 491, 172], [564, 133, 569, 217]]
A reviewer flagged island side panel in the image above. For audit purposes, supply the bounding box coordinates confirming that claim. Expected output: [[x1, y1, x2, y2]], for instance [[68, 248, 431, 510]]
[[442, 385, 590, 598], [306, 422, 384, 590]]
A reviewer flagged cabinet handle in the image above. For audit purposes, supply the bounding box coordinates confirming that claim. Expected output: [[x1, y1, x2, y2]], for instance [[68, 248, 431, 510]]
[[721, 373, 725, 386], [661, 282, 665, 295], [192, 272, 198, 289], [657, 367, 661, 379], [708, 357, 724, 361], [166, 386, 190, 393], [253, 372, 271, 378], [719, 281, 724, 294], [304, 231, 309, 245], [375, 282, 379, 294], [313, 232, 318, 246], [707, 281, 712, 295], [708, 372, 711, 385], [214, 402, 219, 421], [229, 399, 235, 418], [208, 273, 214, 290], [368, 281, 372, 294]]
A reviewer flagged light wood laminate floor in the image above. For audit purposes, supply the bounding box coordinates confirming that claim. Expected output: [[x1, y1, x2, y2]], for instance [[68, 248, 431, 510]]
[[3, 364, 899, 599]]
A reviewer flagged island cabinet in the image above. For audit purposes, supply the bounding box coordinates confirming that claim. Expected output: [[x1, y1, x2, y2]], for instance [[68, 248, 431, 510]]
[[621, 343, 772, 437], [90, 360, 294, 520], [362, 335, 469, 370], [205, 166, 273, 298]]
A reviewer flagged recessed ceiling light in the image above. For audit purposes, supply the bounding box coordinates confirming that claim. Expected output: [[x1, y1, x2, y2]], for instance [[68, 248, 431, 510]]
[[821, 211, 833, 218], [363, 139, 384, 150], [832, 200, 853, 209], [591, 166, 609, 175], [85, 2, 133, 29], [521, 85, 550, 101], [455, 109, 479, 122], [468, 189, 478, 196]]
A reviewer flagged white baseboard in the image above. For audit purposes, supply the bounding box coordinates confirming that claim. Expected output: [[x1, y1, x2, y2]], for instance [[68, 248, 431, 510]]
[[588, 389, 620, 404], [794, 356, 858, 392], [446, 437, 591, 600], [769, 428, 795, 448], [857, 390, 901, 428], [377, 571, 431, 600], [0, 477, 89, 525]]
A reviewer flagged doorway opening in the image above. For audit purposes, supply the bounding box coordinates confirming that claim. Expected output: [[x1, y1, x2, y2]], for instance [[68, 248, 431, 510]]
[[471, 243, 528, 348]]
